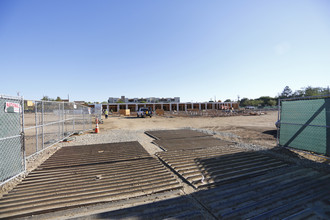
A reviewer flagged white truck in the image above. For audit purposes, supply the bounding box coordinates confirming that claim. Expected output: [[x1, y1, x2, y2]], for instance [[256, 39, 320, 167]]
[[137, 107, 153, 118]]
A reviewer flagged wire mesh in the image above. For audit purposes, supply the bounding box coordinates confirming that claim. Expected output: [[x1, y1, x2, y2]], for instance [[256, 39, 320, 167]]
[[24, 100, 93, 157], [0, 95, 24, 182], [279, 97, 330, 156]]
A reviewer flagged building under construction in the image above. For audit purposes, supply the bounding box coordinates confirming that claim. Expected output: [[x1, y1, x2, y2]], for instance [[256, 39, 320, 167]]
[[89, 101, 239, 113]]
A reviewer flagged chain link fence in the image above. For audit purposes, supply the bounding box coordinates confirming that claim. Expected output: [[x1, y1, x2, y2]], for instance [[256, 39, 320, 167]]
[[24, 100, 93, 157], [0, 97, 93, 185], [0, 95, 24, 183], [278, 96, 330, 156]]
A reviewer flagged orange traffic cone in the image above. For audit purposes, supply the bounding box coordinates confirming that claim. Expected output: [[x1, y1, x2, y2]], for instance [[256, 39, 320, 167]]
[[95, 118, 99, 133]]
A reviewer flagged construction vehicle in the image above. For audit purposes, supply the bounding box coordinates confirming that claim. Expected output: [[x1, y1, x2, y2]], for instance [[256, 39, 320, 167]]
[[137, 107, 153, 118]]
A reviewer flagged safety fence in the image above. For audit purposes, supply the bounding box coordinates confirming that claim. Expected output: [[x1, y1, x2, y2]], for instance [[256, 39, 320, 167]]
[[24, 100, 93, 157], [278, 96, 330, 156], [0, 96, 93, 184], [0, 95, 24, 182]]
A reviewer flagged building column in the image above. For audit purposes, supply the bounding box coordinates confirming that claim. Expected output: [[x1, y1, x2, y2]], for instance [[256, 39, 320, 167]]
[[170, 103, 172, 111], [117, 104, 119, 112], [185, 104, 187, 111], [205, 103, 207, 110], [161, 103, 163, 110], [153, 104, 155, 111], [191, 103, 193, 109], [135, 104, 138, 111], [126, 104, 128, 109], [177, 103, 179, 111], [199, 103, 201, 110]]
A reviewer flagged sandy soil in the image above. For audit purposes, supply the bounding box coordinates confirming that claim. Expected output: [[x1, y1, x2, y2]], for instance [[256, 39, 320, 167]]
[[101, 111, 278, 148]]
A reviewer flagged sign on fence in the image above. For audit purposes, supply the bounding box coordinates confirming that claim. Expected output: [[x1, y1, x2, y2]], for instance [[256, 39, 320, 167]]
[[4, 102, 21, 113]]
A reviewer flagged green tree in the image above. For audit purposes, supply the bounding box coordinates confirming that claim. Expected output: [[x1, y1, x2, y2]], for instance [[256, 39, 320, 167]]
[[292, 89, 304, 97], [55, 96, 62, 101], [267, 99, 277, 106], [280, 86, 292, 98], [251, 99, 263, 106], [292, 86, 329, 97], [258, 96, 271, 106], [304, 86, 323, 97], [41, 96, 54, 101], [239, 98, 249, 107]]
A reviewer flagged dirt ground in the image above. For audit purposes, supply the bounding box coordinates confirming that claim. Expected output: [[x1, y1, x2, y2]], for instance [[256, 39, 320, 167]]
[[101, 111, 278, 148], [2, 110, 330, 219]]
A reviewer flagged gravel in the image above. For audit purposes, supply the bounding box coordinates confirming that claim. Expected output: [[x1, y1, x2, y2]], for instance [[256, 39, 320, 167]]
[[61, 129, 163, 156]]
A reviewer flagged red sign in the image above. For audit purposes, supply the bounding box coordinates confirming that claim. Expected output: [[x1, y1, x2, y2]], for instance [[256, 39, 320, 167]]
[[5, 102, 21, 113]]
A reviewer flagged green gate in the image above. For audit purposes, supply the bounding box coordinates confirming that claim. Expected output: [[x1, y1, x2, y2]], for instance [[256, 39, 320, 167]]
[[279, 97, 330, 156], [0, 95, 25, 182]]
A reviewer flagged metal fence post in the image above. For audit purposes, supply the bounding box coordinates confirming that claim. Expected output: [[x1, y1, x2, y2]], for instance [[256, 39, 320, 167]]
[[42, 101, 44, 149], [62, 102, 64, 139], [73, 106, 75, 133], [35, 101, 38, 152], [83, 108, 85, 131], [276, 98, 280, 146], [22, 97, 26, 172]]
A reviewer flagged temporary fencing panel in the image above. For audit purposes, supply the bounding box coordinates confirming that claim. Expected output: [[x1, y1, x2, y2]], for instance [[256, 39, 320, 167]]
[[279, 98, 330, 156], [24, 100, 93, 157], [0, 95, 24, 182]]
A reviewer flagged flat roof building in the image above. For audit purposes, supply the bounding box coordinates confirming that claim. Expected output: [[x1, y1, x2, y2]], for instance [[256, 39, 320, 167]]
[[108, 96, 180, 103]]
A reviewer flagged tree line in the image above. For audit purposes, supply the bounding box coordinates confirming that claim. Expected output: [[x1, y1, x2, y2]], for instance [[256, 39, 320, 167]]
[[239, 86, 330, 107], [40, 85, 329, 107], [41, 96, 64, 101]]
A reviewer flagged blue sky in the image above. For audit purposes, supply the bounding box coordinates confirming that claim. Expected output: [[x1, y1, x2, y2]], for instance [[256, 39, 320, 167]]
[[1, 0, 329, 102]]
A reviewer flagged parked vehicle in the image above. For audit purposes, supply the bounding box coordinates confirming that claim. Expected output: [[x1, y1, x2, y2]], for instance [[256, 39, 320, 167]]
[[137, 108, 153, 118]]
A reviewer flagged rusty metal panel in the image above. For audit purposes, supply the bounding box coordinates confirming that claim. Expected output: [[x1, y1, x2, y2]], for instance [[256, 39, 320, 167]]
[[0, 142, 182, 219], [83, 196, 206, 219], [157, 148, 290, 188], [154, 136, 233, 151], [38, 141, 151, 170], [193, 166, 330, 219]]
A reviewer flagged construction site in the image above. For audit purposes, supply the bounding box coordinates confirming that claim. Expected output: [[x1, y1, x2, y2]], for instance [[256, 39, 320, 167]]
[[0, 95, 330, 219]]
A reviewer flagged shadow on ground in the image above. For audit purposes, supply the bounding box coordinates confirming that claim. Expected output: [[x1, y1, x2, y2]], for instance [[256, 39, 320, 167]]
[[262, 129, 277, 138], [85, 148, 330, 219]]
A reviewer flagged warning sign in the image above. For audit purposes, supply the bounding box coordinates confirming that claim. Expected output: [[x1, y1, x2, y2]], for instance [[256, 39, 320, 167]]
[[5, 102, 21, 113]]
